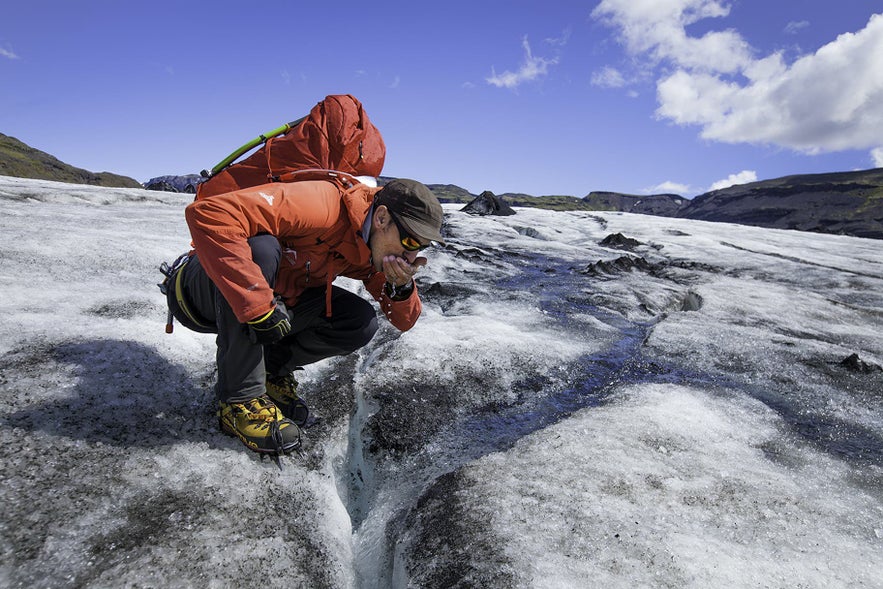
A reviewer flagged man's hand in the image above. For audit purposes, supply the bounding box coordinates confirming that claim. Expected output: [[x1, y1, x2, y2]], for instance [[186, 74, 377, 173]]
[[382, 255, 426, 287], [246, 301, 291, 345]]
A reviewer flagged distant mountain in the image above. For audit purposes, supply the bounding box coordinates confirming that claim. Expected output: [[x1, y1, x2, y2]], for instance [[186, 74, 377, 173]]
[[144, 174, 203, 193], [502, 192, 594, 211], [428, 185, 684, 215], [582, 191, 686, 216], [679, 168, 883, 239], [422, 183, 476, 203], [422, 168, 883, 240], [425, 185, 597, 212], [6, 134, 880, 239], [0, 132, 142, 188]]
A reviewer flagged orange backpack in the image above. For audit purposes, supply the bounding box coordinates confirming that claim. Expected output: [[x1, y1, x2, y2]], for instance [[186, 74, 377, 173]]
[[196, 94, 386, 199]]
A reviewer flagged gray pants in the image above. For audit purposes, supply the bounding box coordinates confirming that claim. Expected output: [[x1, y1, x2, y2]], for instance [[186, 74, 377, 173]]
[[173, 235, 378, 403]]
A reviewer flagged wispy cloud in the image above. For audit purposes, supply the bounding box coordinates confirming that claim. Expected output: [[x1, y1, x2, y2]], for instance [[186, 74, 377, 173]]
[[709, 170, 757, 191], [487, 36, 558, 89], [545, 28, 572, 47], [872, 147, 883, 167], [1, 45, 20, 60], [785, 20, 810, 35], [645, 180, 691, 195], [591, 66, 627, 88], [593, 2, 883, 159]]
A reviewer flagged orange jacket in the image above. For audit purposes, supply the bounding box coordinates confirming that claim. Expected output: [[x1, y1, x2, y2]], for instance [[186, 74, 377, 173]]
[[184, 179, 422, 331]]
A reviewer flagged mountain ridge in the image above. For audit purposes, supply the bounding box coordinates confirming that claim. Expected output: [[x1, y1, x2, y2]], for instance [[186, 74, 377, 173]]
[[676, 168, 883, 239], [423, 168, 883, 239], [0, 132, 142, 188], [2, 133, 881, 238]]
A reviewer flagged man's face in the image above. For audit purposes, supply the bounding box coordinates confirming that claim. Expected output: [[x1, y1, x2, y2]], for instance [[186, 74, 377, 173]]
[[369, 205, 426, 272]]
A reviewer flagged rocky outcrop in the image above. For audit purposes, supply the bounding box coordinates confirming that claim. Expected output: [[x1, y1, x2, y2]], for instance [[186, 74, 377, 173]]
[[600, 233, 643, 249], [582, 255, 656, 276], [144, 180, 179, 193], [839, 353, 883, 374], [143, 174, 202, 193], [461, 191, 516, 216]]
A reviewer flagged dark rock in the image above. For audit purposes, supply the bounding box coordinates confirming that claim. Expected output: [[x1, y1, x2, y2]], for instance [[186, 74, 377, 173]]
[[461, 191, 516, 216], [513, 226, 540, 238], [582, 255, 655, 276], [600, 233, 643, 249], [454, 247, 496, 263], [420, 280, 495, 300], [840, 353, 883, 374], [144, 181, 179, 193], [144, 174, 203, 193], [419, 282, 490, 312]]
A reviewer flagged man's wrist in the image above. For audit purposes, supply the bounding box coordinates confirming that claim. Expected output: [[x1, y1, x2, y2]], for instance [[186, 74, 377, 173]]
[[385, 280, 414, 300]]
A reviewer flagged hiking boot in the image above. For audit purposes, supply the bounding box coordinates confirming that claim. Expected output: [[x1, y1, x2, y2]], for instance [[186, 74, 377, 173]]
[[218, 395, 301, 454], [265, 373, 310, 427]]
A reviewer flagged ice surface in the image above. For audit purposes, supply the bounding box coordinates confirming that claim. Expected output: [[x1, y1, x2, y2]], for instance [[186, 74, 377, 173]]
[[454, 384, 882, 588], [1, 176, 881, 588]]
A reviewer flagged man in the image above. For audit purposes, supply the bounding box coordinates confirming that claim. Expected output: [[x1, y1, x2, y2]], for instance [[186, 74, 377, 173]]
[[163, 177, 445, 455]]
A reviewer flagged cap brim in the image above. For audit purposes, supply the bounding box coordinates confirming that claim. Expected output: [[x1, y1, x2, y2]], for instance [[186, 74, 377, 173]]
[[399, 215, 445, 246]]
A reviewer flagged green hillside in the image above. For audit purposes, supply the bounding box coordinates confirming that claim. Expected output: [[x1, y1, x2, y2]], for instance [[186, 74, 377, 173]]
[[0, 133, 142, 188]]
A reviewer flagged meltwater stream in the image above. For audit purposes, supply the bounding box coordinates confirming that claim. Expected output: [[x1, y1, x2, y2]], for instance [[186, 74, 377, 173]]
[[336, 256, 681, 588], [325, 223, 883, 587], [326, 233, 883, 587]]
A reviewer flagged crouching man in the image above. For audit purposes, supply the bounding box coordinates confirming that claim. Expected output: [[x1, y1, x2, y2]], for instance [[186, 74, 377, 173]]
[[163, 178, 444, 455]]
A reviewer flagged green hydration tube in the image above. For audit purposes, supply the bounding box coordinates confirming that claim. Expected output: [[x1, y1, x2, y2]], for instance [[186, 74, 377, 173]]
[[204, 117, 307, 178]]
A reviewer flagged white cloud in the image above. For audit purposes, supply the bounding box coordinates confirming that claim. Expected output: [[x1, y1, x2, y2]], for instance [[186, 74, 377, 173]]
[[545, 28, 572, 47], [594, 3, 883, 156], [0, 45, 19, 60], [785, 20, 810, 35], [591, 66, 627, 88], [872, 147, 883, 167], [593, 0, 753, 74], [646, 180, 691, 195], [487, 36, 558, 89], [709, 170, 757, 191]]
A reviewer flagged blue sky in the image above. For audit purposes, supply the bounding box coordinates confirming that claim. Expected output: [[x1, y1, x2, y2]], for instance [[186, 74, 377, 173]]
[[2, 1, 882, 197]]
